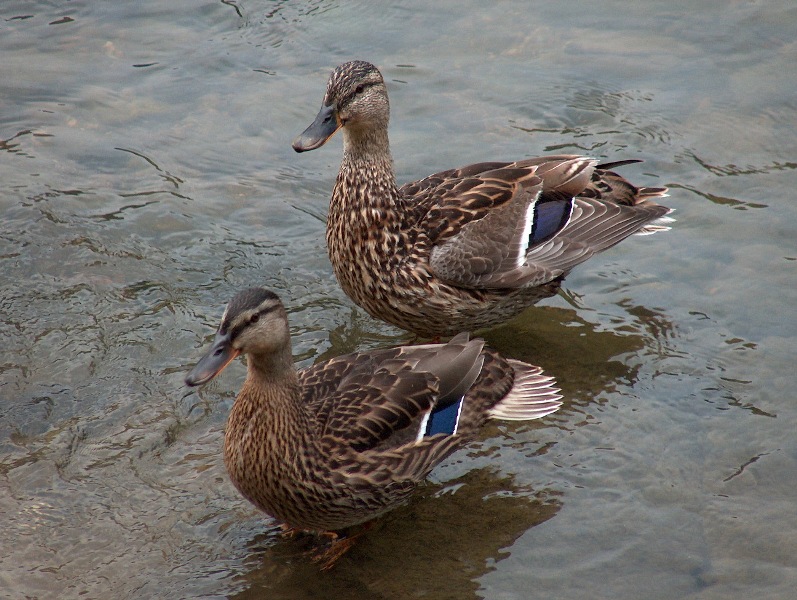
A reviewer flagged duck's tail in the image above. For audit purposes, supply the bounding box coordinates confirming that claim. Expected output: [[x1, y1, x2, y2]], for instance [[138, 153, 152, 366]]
[[488, 360, 562, 421]]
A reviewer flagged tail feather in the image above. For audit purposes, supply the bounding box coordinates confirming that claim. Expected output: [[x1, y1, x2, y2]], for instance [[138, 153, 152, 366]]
[[636, 205, 675, 235], [487, 359, 562, 421], [638, 186, 669, 200]]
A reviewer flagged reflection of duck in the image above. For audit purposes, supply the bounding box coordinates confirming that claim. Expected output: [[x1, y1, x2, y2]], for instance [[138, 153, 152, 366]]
[[185, 288, 561, 568], [293, 60, 673, 337], [484, 300, 678, 405]]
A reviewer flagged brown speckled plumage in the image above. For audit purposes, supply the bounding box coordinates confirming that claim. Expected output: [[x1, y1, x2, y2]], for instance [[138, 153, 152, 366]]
[[185, 288, 560, 539], [293, 61, 673, 337]]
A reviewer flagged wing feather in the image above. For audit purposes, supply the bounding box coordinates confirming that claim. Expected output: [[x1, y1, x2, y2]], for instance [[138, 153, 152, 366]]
[[397, 156, 669, 291], [299, 336, 488, 454]]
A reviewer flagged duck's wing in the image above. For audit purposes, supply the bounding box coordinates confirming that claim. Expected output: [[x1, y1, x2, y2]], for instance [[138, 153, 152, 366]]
[[299, 334, 486, 454], [521, 195, 671, 278], [405, 156, 670, 289], [299, 334, 562, 485], [410, 157, 590, 288]]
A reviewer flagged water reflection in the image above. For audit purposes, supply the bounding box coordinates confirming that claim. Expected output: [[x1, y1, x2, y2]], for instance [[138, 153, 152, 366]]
[[668, 183, 769, 210], [484, 304, 651, 404]]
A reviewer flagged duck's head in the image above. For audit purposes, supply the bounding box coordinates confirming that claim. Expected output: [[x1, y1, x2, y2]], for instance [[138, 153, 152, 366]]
[[185, 288, 290, 386], [292, 60, 389, 152]]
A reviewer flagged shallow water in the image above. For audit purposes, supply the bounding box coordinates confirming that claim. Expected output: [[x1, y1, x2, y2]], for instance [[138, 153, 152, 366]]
[[2, 1, 796, 598]]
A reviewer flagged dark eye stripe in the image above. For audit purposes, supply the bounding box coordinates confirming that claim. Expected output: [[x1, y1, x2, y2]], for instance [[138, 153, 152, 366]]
[[345, 81, 376, 105], [225, 301, 280, 340]]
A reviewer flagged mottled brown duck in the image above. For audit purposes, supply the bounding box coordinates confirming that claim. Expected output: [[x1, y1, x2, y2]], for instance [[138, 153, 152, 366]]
[[293, 60, 673, 337], [185, 287, 561, 568]]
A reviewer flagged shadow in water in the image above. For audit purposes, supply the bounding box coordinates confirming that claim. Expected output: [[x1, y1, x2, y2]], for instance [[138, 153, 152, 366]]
[[227, 467, 561, 600], [483, 304, 656, 407]]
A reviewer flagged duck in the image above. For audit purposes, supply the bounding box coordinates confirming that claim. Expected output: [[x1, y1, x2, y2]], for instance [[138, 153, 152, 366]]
[[292, 60, 673, 338], [185, 287, 561, 568]]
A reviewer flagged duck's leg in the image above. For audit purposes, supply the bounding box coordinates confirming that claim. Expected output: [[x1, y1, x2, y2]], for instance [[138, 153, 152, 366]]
[[311, 522, 375, 570], [280, 523, 303, 538]]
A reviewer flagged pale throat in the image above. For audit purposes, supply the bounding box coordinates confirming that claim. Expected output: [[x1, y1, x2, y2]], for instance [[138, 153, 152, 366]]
[[247, 344, 296, 381]]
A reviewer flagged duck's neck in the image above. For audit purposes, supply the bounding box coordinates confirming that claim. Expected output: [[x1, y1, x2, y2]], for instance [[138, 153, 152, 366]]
[[223, 349, 308, 518], [245, 349, 303, 413], [325, 122, 408, 301], [337, 124, 400, 210], [226, 348, 306, 450], [247, 346, 298, 387]]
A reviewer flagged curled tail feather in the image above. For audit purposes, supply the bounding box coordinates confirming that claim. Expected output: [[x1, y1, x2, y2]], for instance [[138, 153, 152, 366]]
[[488, 359, 562, 421]]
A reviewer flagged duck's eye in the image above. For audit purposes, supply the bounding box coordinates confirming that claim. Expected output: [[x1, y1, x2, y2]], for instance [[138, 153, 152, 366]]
[[355, 84, 366, 95], [250, 314, 260, 324]]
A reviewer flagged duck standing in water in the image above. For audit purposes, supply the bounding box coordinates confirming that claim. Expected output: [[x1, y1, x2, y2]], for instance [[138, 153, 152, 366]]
[[185, 288, 561, 568], [293, 60, 673, 337]]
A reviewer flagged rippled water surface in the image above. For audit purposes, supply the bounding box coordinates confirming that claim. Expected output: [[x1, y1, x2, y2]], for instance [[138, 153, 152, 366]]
[[2, 1, 796, 598]]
